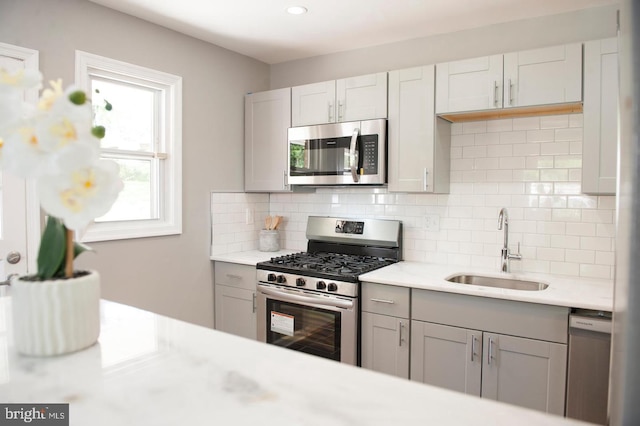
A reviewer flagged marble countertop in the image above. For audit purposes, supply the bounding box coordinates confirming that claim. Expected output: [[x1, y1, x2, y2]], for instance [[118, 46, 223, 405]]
[[210, 249, 299, 266], [360, 262, 613, 312], [211, 250, 613, 312], [0, 297, 590, 426]]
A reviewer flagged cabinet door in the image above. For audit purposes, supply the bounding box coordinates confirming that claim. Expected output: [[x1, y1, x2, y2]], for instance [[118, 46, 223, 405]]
[[244, 88, 291, 192], [435, 55, 503, 114], [481, 333, 567, 415], [583, 38, 618, 195], [291, 80, 336, 126], [361, 312, 409, 379], [215, 285, 256, 340], [388, 66, 435, 193], [503, 43, 582, 108], [410, 321, 482, 396], [336, 72, 387, 122]]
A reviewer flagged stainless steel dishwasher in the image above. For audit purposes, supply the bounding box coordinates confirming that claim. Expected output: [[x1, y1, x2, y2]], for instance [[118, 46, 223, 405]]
[[566, 309, 612, 425]]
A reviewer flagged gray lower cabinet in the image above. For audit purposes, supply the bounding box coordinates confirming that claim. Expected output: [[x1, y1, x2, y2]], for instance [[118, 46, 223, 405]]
[[214, 262, 257, 340], [360, 282, 410, 379], [410, 321, 481, 395], [411, 288, 569, 416]]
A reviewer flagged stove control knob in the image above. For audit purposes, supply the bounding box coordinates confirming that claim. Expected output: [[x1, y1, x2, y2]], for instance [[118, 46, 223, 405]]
[[276, 275, 286, 284], [267, 273, 277, 282], [296, 278, 306, 287], [327, 283, 338, 292], [316, 281, 326, 290]]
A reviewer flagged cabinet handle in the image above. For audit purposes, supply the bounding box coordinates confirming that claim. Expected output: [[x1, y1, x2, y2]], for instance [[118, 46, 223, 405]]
[[488, 337, 494, 365], [338, 100, 344, 122], [398, 320, 404, 346], [283, 170, 288, 189], [470, 334, 476, 362], [423, 168, 429, 191], [226, 274, 242, 280], [328, 101, 333, 122], [252, 293, 257, 313], [492, 80, 499, 106], [370, 298, 395, 304], [507, 78, 513, 106]]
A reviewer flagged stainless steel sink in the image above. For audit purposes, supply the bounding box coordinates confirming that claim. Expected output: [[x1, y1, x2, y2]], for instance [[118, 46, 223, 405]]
[[446, 274, 549, 291]]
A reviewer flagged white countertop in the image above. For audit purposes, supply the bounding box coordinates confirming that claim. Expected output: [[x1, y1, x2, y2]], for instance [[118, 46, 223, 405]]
[[210, 249, 299, 266], [211, 250, 613, 312], [360, 262, 613, 312], [0, 297, 590, 426]]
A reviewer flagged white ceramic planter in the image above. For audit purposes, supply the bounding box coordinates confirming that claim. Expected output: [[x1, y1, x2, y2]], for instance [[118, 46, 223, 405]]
[[11, 270, 100, 356]]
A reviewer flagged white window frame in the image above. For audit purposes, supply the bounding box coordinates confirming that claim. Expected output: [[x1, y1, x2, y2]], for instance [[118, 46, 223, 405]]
[[75, 50, 182, 242]]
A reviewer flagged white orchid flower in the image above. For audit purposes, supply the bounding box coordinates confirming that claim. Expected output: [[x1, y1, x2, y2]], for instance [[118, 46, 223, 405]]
[[37, 156, 123, 231], [0, 67, 42, 93]]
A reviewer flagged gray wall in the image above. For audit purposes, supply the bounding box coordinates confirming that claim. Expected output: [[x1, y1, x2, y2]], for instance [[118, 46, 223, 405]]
[[0, 0, 270, 327], [270, 5, 618, 88]]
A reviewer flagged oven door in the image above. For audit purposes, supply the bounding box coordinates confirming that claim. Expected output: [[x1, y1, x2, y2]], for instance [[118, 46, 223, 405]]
[[257, 283, 358, 365]]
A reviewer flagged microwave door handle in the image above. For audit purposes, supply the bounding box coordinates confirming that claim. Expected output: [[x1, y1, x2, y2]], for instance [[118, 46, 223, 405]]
[[350, 128, 360, 183]]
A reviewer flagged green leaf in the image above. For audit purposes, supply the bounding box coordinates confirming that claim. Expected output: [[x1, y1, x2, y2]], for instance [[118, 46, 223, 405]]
[[91, 125, 106, 139], [74, 241, 92, 258], [37, 217, 66, 280], [104, 100, 112, 111], [68, 90, 87, 105]]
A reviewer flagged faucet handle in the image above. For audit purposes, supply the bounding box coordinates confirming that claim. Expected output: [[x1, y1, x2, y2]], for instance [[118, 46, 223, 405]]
[[509, 242, 522, 261]]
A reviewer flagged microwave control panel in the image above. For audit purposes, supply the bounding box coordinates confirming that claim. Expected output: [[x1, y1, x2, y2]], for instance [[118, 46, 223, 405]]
[[361, 135, 378, 175]]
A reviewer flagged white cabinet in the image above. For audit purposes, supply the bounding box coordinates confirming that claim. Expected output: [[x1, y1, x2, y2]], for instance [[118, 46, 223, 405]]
[[436, 43, 582, 114], [411, 289, 568, 415], [582, 38, 618, 195], [244, 88, 291, 192], [388, 66, 450, 193], [214, 262, 257, 340], [291, 72, 387, 126], [360, 283, 410, 379], [436, 55, 503, 113]]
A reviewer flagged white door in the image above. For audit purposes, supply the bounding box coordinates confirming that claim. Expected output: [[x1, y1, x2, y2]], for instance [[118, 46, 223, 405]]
[[503, 43, 582, 108], [435, 55, 503, 114], [0, 42, 40, 285], [291, 80, 336, 126]]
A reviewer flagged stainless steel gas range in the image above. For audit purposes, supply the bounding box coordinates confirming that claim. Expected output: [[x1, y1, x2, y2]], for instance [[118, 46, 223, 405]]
[[256, 216, 402, 365]]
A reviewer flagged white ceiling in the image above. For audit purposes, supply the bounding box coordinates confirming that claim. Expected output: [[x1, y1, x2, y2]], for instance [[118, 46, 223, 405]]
[[88, 0, 617, 64]]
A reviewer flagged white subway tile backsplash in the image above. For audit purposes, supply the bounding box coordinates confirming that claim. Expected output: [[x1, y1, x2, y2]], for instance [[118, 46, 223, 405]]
[[211, 115, 615, 281], [540, 115, 569, 129], [513, 117, 541, 131]]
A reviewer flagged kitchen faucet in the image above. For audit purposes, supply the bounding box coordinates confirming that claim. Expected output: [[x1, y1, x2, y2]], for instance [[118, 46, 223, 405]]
[[497, 208, 522, 272]]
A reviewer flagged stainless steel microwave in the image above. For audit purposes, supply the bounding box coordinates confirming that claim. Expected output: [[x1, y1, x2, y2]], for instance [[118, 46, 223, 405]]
[[287, 119, 387, 186]]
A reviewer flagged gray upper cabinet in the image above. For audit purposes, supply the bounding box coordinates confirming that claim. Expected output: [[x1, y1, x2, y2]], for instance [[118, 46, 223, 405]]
[[436, 43, 582, 114], [244, 88, 291, 192], [388, 66, 450, 193], [582, 38, 619, 195], [291, 72, 387, 126]]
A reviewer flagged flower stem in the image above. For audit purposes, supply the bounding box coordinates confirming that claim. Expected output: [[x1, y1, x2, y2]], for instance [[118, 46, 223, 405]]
[[65, 227, 74, 278]]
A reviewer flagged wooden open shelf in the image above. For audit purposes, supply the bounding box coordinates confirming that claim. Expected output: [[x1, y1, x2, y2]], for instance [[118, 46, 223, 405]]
[[438, 102, 583, 123]]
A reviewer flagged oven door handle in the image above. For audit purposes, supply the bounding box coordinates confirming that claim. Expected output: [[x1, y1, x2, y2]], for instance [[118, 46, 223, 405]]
[[258, 285, 354, 309]]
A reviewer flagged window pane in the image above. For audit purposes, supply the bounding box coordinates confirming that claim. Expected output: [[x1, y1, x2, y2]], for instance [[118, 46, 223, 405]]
[[96, 159, 154, 222], [91, 79, 155, 152]]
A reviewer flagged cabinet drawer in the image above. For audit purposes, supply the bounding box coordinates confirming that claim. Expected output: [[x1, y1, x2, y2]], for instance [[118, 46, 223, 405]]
[[215, 262, 256, 290], [362, 282, 410, 318], [412, 289, 568, 344]]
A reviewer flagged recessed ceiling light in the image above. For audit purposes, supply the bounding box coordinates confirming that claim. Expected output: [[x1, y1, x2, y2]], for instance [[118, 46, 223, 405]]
[[287, 6, 308, 15]]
